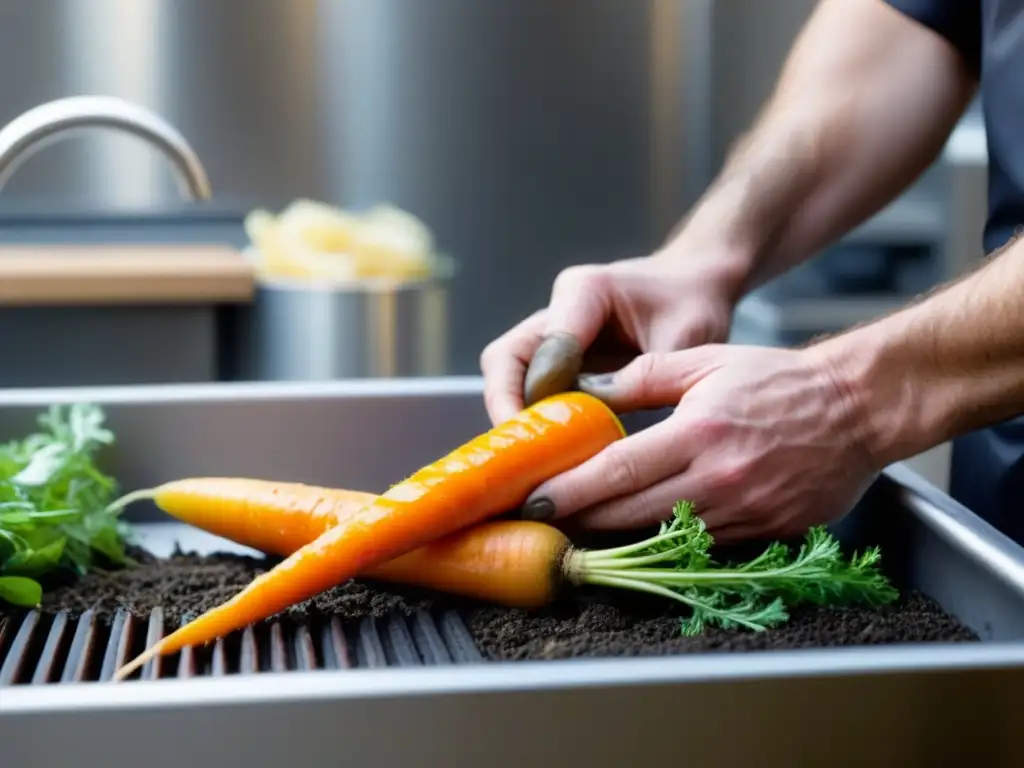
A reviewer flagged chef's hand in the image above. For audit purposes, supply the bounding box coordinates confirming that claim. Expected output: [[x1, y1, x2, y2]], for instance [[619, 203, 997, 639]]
[[519, 344, 880, 543], [479, 253, 737, 424]]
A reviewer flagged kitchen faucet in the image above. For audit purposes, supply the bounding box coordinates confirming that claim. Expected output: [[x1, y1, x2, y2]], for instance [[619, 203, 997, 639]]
[[0, 95, 211, 200]]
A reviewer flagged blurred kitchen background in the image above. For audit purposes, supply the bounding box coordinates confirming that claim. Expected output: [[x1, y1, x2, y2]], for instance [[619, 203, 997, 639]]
[[0, 0, 987, 483]]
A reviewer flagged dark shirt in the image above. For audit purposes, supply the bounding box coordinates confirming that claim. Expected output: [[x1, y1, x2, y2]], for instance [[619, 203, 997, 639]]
[[886, 1, 1024, 537], [886, 0, 1021, 253]]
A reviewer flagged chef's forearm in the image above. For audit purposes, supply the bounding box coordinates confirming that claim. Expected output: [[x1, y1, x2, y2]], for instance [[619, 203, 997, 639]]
[[816, 234, 1024, 468], [659, 0, 975, 301]]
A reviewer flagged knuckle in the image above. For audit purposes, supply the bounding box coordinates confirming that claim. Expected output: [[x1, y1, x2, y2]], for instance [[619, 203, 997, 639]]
[[631, 351, 660, 381], [479, 341, 499, 370], [480, 338, 511, 371], [480, 314, 542, 371], [615, 353, 659, 401], [677, 317, 719, 347], [553, 263, 605, 295], [630, 352, 659, 380]]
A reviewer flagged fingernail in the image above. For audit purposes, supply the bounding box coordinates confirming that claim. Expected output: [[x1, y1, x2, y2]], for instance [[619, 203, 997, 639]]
[[578, 373, 616, 396], [520, 496, 556, 521], [523, 332, 583, 406]]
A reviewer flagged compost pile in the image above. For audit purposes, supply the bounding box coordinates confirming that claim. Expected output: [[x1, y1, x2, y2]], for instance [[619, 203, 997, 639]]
[[4, 544, 977, 661]]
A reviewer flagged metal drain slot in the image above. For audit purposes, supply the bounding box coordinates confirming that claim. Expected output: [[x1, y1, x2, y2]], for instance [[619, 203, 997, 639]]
[[269, 623, 289, 672], [0, 611, 40, 685], [439, 610, 484, 663], [98, 611, 133, 682], [294, 625, 317, 671], [210, 638, 229, 676], [0, 607, 484, 685], [239, 626, 258, 674], [60, 611, 99, 683], [355, 617, 388, 668], [31, 612, 69, 685], [322, 618, 351, 670], [141, 608, 164, 681], [177, 616, 197, 679], [384, 615, 422, 666], [411, 610, 453, 665]]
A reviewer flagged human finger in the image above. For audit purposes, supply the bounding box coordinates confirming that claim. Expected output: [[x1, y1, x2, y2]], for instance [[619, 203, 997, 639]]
[[519, 417, 692, 522], [577, 346, 730, 412], [702, 522, 774, 546], [522, 332, 584, 406], [567, 470, 707, 531], [524, 329, 637, 406], [573, 492, 778, 545], [520, 266, 617, 407], [541, 264, 614, 348], [480, 310, 547, 424]]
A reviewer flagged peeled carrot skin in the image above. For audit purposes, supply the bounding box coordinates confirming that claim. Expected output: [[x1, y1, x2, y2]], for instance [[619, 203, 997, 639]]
[[149, 392, 625, 656]]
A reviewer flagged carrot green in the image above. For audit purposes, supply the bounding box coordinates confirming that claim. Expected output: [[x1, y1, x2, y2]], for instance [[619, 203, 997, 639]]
[[583, 501, 899, 634], [0, 403, 131, 608]]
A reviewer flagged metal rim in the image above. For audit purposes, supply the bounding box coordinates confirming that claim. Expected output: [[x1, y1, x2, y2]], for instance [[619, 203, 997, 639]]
[[6, 639, 1024, 714]]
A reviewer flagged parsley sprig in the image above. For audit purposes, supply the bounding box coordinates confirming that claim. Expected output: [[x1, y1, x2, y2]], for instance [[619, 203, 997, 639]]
[[0, 403, 131, 607]]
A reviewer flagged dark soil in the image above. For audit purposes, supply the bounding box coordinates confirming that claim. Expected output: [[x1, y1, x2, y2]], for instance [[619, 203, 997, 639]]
[[1, 545, 978, 661], [468, 589, 978, 660]]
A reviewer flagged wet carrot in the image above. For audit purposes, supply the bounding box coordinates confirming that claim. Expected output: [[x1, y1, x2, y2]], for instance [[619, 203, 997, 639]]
[[119, 477, 565, 608], [109, 478, 376, 559], [112, 391, 625, 680], [365, 519, 571, 607]]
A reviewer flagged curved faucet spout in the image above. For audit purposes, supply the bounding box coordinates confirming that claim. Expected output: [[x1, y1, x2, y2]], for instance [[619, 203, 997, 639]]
[[0, 95, 212, 200]]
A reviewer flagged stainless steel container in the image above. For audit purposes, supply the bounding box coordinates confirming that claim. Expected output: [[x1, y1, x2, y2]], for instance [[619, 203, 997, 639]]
[[3, 378, 1024, 766], [224, 257, 453, 381]]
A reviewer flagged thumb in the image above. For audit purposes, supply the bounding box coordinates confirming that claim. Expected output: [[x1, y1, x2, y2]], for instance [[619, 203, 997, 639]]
[[577, 347, 725, 411], [523, 267, 611, 406]]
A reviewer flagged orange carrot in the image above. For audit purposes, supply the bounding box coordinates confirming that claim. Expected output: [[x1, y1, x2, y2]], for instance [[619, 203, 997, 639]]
[[110, 479, 376, 559], [365, 519, 571, 607], [112, 391, 625, 680], [119, 477, 565, 608], [111, 485, 899, 643]]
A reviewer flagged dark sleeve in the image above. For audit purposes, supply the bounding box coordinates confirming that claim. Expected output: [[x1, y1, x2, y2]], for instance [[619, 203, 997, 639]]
[[884, 0, 982, 74]]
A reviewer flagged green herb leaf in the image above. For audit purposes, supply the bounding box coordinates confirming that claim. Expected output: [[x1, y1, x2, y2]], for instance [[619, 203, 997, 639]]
[[0, 403, 130, 606], [1, 536, 67, 577], [12, 442, 69, 487], [0, 575, 42, 607]]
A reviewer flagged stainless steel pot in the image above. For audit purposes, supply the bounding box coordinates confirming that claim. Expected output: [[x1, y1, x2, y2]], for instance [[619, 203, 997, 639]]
[[225, 255, 452, 381]]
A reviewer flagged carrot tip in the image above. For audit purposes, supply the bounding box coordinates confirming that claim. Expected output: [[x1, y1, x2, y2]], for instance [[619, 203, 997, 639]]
[[113, 643, 162, 682], [106, 487, 160, 515]]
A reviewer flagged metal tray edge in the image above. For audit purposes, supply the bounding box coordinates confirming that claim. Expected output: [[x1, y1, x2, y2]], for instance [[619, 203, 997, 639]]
[[5, 640, 1024, 715], [884, 462, 1024, 600], [0, 376, 487, 407]]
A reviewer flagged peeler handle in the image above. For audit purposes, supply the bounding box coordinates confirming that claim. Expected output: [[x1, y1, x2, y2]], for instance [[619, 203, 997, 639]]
[[523, 332, 585, 406]]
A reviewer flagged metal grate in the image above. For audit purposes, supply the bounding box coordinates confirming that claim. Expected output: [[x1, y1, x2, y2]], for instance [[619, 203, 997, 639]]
[[0, 607, 483, 685]]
